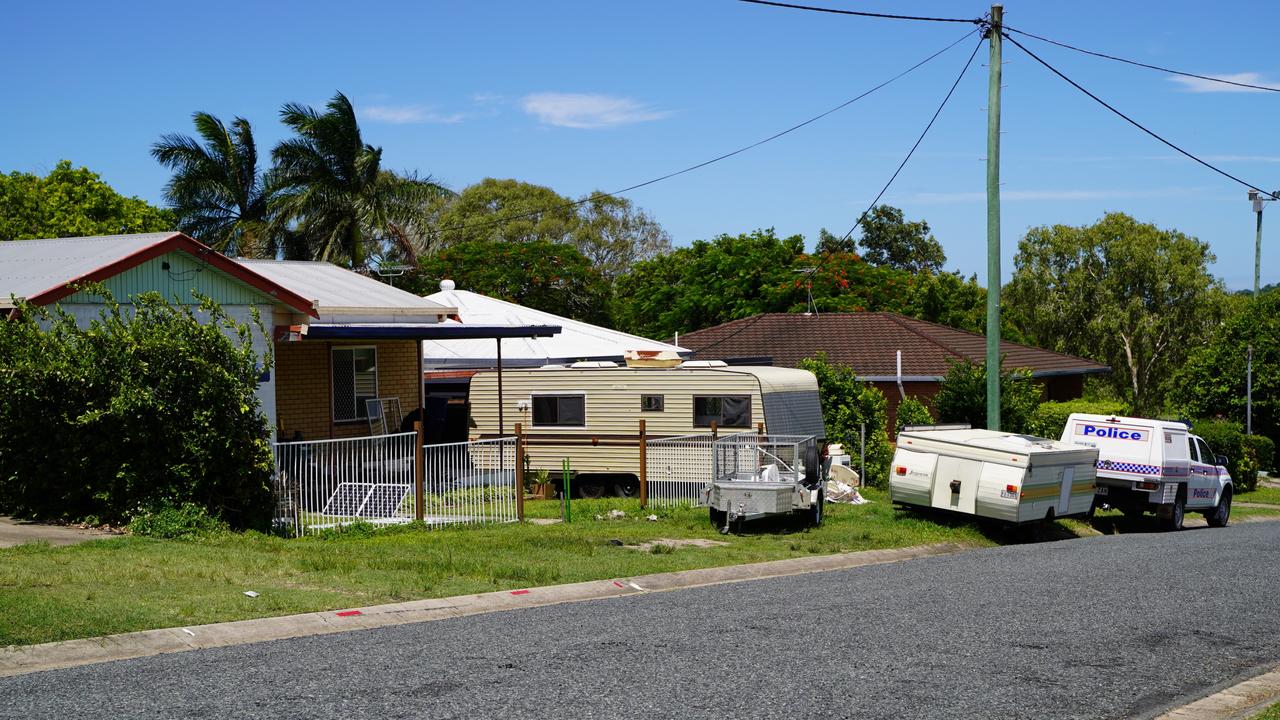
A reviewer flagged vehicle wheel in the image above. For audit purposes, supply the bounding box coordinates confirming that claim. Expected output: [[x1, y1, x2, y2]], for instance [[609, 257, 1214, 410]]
[[578, 482, 605, 499], [710, 507, 727, 530], [1160, 497, 1185, 531], [808, 489, 825, 527], [614, 480, 638, 498], [1207, 486, 1232, 528]]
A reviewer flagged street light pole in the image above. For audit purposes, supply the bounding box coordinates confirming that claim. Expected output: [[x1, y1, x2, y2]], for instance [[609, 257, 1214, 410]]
[[1246, 189, 1276, 435]]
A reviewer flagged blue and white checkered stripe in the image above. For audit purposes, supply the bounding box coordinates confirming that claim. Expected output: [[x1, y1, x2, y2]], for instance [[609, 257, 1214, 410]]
[[1096, 460, 1160, 475]]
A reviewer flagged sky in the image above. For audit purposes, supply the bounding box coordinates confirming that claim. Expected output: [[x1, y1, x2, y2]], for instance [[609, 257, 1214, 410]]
[[4, 0, 1279, 289]]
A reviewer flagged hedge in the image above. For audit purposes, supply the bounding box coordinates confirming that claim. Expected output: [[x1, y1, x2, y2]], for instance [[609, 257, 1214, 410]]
[[1025, 399, 1131, 440], [1191, 420, 1270, 493]]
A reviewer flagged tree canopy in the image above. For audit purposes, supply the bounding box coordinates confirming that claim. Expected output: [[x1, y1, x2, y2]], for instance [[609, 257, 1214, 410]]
[[855, 205, 945, 273], [0, 161, 172, 241]]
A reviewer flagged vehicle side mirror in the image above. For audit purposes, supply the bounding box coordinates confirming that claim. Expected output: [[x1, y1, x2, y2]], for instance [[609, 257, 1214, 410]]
[[1216, 454, 1228, 466]]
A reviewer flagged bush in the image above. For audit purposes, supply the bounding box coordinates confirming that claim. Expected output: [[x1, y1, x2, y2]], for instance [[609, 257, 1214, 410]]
[[933, 359, 1041, 433], [0, 290, 274, 529], [798, 353, 892, 487], [128, 502, 228, 539], [1244, 433, 1275, 474], [1192, 420, 1261, 492], [895, 396, 936, 434], [1026, 399, 1131, 440]]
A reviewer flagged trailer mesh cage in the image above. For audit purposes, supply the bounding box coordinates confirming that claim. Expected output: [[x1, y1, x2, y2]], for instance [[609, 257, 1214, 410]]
[[712, 434, 820, 486]]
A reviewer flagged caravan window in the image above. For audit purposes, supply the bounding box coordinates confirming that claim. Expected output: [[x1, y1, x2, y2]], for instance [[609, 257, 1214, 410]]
[[694, 396, 751, 428], [641, 395, 664, 412], [532, 395, 585, 427], [332, 346, 378, 422]]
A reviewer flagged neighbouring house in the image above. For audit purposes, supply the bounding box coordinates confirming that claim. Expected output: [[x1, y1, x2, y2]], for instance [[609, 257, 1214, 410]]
[[675, 312, 1111, 434], [0, 233, 559, 443]]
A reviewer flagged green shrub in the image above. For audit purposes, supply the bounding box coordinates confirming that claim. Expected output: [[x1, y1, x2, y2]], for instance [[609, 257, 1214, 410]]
[[0, 290, 274, 529], [1192, 420, 1259, 492], [1026, 399, 1131, 439], [895, 396, 936, 434], [128, 502, 228, 539], [1244, 434, 1275, 474], [933, 359, 1041, 433], [799, 353, 892, 488]]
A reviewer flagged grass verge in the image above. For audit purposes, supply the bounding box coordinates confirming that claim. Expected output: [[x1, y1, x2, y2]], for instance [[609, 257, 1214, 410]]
[[1238, 486, 1280, 506], [1251, 700, 1280, 719]]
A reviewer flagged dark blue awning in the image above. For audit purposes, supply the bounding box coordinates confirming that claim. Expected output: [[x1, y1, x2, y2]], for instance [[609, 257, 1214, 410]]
[[303, 323, 561, 341]]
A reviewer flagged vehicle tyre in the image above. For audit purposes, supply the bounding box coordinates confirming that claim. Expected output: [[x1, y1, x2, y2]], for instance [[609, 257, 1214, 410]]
[[1206, 486, 1232, 528], [578, 482, 606, 500], [614, 480, 638, 498], [1160, 497, 1185, 531], [710, 507, 727, 529], [808, 489, 825, 528]]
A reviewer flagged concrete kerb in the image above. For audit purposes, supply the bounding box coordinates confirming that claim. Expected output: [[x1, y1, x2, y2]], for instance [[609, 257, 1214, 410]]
[[0, 542, 967, 678], [1154, 664, 1280, 720]]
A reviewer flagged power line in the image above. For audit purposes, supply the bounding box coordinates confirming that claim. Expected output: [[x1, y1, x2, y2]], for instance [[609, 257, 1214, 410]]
[[736, 0, 981, 24], [1004, 32, 1280, 201], [433, 27, 980, 241], [693, 36, 984, 355], [1003, 24, 1280, 93]]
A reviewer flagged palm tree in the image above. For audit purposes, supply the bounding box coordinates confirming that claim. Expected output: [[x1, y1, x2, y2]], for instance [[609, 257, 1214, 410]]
[[151, 113, 270, 256], [270, 92, 450, 268]]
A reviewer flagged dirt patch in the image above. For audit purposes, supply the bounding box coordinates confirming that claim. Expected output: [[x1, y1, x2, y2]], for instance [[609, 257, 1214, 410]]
[[627, 538, 729, 552]]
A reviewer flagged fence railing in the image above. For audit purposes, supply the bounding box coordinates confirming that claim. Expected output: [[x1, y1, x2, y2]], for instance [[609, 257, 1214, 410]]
[[644, 433, 716, 508], [272, 433, 519, 536]]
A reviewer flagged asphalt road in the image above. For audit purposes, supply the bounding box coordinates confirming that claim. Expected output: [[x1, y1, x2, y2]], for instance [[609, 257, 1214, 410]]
[[4, 522, 1280, 720]]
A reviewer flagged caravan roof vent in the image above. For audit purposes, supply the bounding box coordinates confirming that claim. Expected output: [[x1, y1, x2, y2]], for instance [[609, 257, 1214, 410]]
[[678, 360, 728, 368], [570, 361, 619, 368]]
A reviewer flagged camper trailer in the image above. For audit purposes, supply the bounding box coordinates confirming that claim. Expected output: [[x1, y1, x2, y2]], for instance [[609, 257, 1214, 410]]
[[467, 361, 825, 497], [890, 426, 1099, 524]]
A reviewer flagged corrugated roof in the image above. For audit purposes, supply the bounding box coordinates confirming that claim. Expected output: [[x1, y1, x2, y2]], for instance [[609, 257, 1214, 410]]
[[421, 286, 687, 368], [677, 312, 1110, 378], [237, 260, 453, 319], [0, 233, 179, 301]]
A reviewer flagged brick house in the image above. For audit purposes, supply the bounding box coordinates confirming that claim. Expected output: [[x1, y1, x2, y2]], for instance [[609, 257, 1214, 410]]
[[675, 312, 1111, 435]]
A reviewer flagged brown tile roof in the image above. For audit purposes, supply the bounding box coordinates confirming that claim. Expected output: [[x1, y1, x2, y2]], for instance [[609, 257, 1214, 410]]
[[676, 312, 1110, 379]]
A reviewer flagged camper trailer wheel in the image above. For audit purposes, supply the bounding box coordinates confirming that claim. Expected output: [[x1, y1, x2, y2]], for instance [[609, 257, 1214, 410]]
[[1207, 486, 1232, 528]]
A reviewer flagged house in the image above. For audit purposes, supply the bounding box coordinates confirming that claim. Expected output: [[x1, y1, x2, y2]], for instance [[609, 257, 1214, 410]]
[[675, 312, 1111, 434], [0, 233, 559, 442]]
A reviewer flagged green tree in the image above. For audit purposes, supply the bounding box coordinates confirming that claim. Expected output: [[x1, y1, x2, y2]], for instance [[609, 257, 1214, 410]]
[[271, 92, 450, 267], [412, 240, 612, 325], [151, 112, 270, 256], [1005, 212, 1223, 414], [933, 359, 1041, 433], [798, 353, 893, 487], [815, 227, 856, 254], [894, 395, 936, 434], [0, 161, 172, 241], [857, 205, 945, 273], [574, 194, 671, 281]]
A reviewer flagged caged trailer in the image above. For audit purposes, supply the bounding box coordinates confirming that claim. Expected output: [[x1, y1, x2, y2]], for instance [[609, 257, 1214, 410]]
[[703, 434, 825, 533]]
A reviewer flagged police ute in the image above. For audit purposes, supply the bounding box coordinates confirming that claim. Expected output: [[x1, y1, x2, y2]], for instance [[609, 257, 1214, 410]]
[[1060, 414, 1233, 530]]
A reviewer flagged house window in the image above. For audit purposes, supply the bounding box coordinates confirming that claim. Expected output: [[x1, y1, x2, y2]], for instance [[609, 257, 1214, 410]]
[[641, 395, 664, 412], [332, 347, 377, 422], [694, 396, 751, 428], [532, 395, 585, 427]]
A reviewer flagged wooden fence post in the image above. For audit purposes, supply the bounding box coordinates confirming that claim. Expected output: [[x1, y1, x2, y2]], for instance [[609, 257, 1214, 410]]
[[414, 420, 425, 523], [514, 422, 525, 523], [711, 420, 718, 441], [638, 419, 647, 508]]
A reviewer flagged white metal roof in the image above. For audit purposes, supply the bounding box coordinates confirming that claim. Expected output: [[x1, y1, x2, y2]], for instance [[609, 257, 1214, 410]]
[[0, 233, 179, 303], [422, 284, 687, 369], [237, 260, 454, 322]]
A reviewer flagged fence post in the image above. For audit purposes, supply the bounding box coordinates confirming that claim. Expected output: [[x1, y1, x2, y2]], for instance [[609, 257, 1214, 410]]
[[414, 420, 425, 522], [515, 422, 525, 523], [638, 419, 647, 508], [711, 420, 718, 441]]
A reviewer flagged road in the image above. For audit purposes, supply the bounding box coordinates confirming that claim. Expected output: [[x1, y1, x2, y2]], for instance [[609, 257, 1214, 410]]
[[4, 522, 1280, 719]]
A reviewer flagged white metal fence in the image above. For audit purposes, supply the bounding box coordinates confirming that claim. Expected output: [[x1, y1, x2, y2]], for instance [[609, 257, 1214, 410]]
[[272, 434, 519, 536], [644, 433, 716, 508]]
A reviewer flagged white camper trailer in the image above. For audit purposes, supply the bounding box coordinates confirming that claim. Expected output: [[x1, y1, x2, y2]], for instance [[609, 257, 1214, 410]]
[[889, 426, 1099, 524], [1060, 414, 1234, 530], [467, 361, 824, 497]]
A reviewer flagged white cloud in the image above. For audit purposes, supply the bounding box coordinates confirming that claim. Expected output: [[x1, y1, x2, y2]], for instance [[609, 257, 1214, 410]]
[[908, 187, 1200, 204], [520, 92, 671, 129], [1169, 72, 1280, 93], [360, 104, 466, 124]]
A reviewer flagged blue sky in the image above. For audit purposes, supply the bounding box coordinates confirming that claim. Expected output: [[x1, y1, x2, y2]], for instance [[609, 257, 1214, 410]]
[[5, 1, 1278, 289]]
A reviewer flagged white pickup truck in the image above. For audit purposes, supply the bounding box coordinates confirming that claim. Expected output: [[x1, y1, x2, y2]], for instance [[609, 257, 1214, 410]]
[[1060, 414, 1233, 530]]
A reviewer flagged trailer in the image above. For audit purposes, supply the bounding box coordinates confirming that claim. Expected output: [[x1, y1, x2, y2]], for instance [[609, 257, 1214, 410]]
[[704, 434, 824, 533], [467, 361, 824, 497], [890, 426, 1099, 524]]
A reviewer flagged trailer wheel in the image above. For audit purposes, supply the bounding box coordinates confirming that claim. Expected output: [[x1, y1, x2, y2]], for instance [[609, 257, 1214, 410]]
[[808, 489, 825, 527], [1159, 496, 1185, 531], [710, 507, 727, 530], [1206, 486, 1232, 528]]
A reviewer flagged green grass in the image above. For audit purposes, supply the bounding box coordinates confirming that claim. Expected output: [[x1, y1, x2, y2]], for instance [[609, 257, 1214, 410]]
[[1251, 700, 1280, 720], [1238, 486, 1280, 506], [3, 490, 1278, 648]]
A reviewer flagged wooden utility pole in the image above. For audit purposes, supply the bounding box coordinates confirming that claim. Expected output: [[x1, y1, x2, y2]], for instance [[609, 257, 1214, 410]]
[[985, 4, 1004, 431]]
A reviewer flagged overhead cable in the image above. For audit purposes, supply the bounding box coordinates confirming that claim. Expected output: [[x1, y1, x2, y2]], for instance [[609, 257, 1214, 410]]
[[736, 0, 982, 24], [1003, 25, 1280, 93], [1004, 32, 1279, 201], [432, 27, 981, 241]]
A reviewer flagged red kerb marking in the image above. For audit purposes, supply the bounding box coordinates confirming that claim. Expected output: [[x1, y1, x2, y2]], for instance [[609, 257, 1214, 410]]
[[613, 581, 625, 588], [510, 589, 531, 596], [336, 610, 363, 617]]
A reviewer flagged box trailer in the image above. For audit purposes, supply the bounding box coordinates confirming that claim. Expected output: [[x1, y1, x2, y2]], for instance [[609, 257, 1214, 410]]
[[889, 426, 1099, 524], [467, 361, 824, 497], [1060, 414, 1234, 530]]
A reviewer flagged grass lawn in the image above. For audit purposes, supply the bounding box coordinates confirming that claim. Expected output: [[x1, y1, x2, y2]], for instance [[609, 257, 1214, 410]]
[[1238, 486, 1280, 506], [1252, 701, 1280, 719], [3, 490, 1278, 648]]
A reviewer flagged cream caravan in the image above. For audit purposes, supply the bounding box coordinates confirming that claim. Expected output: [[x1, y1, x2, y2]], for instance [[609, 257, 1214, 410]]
[[467, 361, 824, 497]]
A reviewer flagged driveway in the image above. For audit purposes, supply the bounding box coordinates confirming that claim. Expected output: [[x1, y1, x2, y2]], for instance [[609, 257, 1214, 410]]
[[0, 516, 117, 548]]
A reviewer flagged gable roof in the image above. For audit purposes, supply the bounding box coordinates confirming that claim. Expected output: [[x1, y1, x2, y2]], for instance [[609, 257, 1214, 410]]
[[0, 232, 316, 316], [676, 312, 1110, 379], [421, 284, 686, 368], [237, 260, 454, 320]]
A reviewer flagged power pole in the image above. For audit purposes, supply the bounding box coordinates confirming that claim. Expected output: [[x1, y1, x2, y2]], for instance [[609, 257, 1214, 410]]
[[985, 4, 1003, 431], [1247, 189, 1275, 435]]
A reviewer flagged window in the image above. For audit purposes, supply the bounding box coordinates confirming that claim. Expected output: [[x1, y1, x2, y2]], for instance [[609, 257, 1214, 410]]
[[641, 395, 664, 412], [332, 347, 377, 422], [532, 395, 585, 426], [694, 395, 751, 428], [1195, 438, 1216, 465]]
